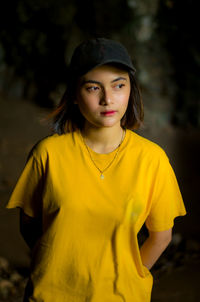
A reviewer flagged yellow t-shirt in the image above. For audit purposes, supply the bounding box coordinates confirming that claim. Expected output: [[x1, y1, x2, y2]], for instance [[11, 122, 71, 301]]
[[7, 130, 186, 302]]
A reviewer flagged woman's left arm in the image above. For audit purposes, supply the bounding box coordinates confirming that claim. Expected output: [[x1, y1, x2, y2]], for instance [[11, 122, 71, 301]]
[[140, 228, 172, 270]]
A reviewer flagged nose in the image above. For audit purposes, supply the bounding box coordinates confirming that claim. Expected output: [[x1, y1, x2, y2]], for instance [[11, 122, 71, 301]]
[[99, 89, 112, 106]]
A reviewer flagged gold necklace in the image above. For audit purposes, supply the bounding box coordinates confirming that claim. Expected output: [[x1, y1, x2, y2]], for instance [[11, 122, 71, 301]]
[[80, 129, 125, 179]]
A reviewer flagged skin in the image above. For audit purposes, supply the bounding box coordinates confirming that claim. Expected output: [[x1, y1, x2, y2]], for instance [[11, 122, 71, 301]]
[[20, 64, 172, 270], [140, 229, 172, 270], [75, 64, 131, 153]]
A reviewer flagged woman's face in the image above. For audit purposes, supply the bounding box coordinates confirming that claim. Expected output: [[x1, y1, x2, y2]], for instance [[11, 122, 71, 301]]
[[75, 64, 131, 130]]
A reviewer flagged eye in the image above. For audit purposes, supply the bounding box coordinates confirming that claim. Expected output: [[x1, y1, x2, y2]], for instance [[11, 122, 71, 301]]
[[86, 86, 99, 92], [115, 83, 125, 89]]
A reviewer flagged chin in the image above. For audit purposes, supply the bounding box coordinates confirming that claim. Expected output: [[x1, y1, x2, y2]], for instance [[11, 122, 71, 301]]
[[86, 117, 121, 129], [100, 122, 120, 128]]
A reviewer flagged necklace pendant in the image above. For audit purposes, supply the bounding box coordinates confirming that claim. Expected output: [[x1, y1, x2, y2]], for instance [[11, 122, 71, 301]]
[[100, 174, 104, 179]]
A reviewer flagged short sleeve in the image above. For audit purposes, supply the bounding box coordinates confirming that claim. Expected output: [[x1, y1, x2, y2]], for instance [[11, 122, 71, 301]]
[[145, 152, 186, 232], [6, 153, 44, 218]]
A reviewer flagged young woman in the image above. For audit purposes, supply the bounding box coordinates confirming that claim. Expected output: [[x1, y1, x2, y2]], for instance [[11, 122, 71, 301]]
[[7, 38, 186, 302]]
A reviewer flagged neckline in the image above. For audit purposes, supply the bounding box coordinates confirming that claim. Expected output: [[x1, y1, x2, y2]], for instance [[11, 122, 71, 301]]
[[77, 129, 129, 159]]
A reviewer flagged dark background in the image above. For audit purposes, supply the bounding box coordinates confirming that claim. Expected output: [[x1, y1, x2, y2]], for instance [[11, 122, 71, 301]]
[[0, 0, 199, 301]]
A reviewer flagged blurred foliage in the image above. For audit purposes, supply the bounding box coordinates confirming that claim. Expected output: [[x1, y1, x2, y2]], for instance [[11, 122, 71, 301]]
[[0, 0, 76, 106], [0, 0, 133, 107], [156, 0, 200, 126], [74, 0, 133, 35], [0, 0, 199, 126]]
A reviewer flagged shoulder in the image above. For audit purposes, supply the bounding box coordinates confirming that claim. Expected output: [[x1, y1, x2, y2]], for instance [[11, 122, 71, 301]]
[[28, 132, 73, 161], [127, 130, 169, 163]]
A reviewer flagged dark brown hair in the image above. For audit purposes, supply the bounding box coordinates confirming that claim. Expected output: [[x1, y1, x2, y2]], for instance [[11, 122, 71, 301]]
[[51, 66, 144, 134]]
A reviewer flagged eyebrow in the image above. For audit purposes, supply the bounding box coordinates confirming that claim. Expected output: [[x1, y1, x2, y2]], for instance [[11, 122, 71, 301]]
[[80, 77, 127, 86]]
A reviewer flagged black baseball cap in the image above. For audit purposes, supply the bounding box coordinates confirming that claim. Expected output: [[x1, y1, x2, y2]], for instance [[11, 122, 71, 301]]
[[69, 38, 136, 78]]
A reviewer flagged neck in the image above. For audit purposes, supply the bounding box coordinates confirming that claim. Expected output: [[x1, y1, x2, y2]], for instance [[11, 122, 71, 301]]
[[81, 125, 124, 154]]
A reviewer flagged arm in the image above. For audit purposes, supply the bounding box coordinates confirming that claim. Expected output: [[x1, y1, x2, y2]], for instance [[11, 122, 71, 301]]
[[140, 228, 172, 270], [20, 209, 43, 249]]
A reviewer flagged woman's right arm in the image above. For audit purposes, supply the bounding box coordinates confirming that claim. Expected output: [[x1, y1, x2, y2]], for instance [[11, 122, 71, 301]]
[[20, 209, 43, 249]]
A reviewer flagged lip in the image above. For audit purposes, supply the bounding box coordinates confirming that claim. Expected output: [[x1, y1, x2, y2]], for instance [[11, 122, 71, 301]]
[[100, 110, 116, 116]]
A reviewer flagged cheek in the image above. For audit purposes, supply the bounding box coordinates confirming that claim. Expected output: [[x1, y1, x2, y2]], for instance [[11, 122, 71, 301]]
[[80, 99, 95, 112], [118, 93, 130, 110], [77, 95, 97, 117]]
